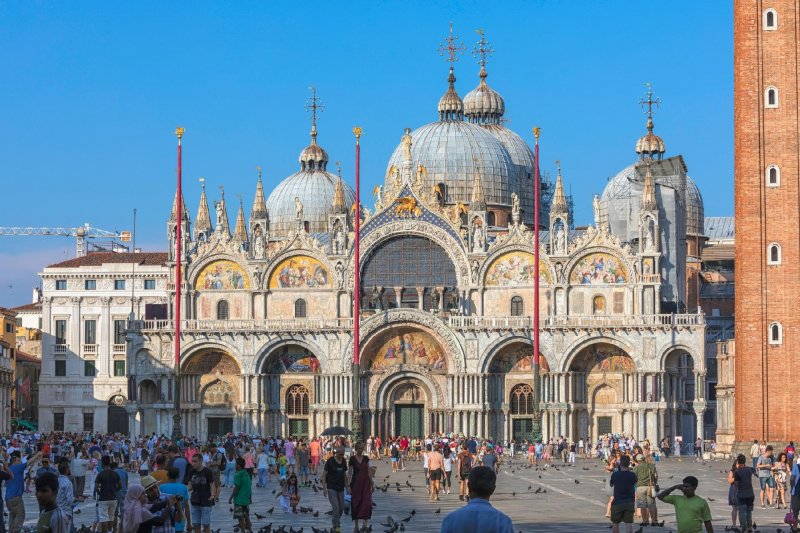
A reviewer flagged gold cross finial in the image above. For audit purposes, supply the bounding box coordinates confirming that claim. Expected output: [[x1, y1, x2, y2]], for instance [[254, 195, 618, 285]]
[[640, 82, 661, 119], [256, 166, 262, 180], [555, 160, 561, 175], [305, 86, 324, 141], [472, 29, 494, 71], [199, 177, 205, 190], [336, 161, 342, 177], [438, 22, 465, 63]]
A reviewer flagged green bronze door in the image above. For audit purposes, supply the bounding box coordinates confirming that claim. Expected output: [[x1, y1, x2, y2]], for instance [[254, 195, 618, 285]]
[[395, 405, 424, 437]]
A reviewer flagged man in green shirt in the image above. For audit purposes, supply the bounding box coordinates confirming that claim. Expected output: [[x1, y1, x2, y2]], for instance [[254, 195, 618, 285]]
[[229, 458, 252, 533], [657, 476, 713, 533]]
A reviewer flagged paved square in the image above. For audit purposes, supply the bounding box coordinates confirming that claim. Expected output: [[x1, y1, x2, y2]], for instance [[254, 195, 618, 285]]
[[25, 455, 784, 532]]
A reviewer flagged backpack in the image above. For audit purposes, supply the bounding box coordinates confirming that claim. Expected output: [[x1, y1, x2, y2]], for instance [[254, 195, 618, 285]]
[[391, 446, 399, 458], [460, 454, 473, 475]]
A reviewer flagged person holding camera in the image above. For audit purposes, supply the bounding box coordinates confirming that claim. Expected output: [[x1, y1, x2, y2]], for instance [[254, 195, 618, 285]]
[[160, 468, 191, 533], [140, 475, 184, 533]]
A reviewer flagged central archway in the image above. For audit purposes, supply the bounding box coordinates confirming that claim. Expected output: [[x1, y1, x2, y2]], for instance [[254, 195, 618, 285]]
[[259, 343, 321, 438], [181, 350, 241, 439]]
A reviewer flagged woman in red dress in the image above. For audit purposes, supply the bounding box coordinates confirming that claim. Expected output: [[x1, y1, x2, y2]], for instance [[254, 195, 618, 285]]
[[347, 441, 375, 533]]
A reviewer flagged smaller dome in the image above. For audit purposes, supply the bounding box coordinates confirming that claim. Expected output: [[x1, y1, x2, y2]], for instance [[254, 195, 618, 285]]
[[635, 117, 666, 159], [438, 67, 463, 121], [464, 68, 505, 124], [299, 127, 329, 171]]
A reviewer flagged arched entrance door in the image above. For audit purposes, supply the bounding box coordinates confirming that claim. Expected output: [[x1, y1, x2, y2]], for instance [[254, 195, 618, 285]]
[[107, 395, 128, 434], [664, 349, 697, 445], [389, 381, 427, 438], [569, 343, 636, 440], [138, 380, 158, 435], [260, 344, 320, 437], [182, 351, 241, 439]]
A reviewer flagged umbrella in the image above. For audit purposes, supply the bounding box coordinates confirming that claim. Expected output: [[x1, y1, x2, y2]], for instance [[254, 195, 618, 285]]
[[320, 426, 353, 436]]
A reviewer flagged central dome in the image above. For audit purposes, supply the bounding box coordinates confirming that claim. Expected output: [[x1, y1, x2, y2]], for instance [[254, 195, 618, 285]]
[[385, 120, 518, 209]]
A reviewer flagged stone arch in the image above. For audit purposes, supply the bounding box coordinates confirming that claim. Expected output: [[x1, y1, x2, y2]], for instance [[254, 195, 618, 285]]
[[180, 338, 243, 370], [354, 220, 470, 289], [479, 335, 553, 375], [351, 308, 465, 373], [138, 379, 159, 404], [371, 370, 444, 410], [564, 247, 634, 286], [561, 335, 636, 374], [181, 349, 241, 375], [354, 308, 465, 374], [254, 337, 329, 374], [658, 344, 703, 373]]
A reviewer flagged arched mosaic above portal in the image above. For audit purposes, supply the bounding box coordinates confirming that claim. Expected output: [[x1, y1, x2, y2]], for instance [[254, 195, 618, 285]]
[[569, 253, 628, 285], [196, 260, 250, 290], [367, 327, 447, 372], [269, 255, 330, 289], [484, 251, 551, 286]]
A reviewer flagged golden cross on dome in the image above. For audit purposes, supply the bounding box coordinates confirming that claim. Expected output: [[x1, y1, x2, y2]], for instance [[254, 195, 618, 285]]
[[438, 22, 465, 63], [256, 166, 262, 180], [305, 86, 324, 131], [336, 161, 342, 177], [472, 29, 494, 68], [640, 82, 661, 118]]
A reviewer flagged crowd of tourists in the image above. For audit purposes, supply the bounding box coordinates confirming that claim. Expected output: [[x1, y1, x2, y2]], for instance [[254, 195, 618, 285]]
[[0, 430, 796, 533]]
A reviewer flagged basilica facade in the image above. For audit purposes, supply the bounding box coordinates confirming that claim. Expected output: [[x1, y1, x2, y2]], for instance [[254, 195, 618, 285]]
[[125, 54, 706, 445]]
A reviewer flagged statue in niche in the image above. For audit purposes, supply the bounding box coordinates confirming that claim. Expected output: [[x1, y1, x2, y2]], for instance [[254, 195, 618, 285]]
[[253, 267, 262, 288], [333, 221, 346, 254], [215, 201, 225, 228], [169, 227, 177, 259], [511, 192, 521, 225], [449, 290, 460, 313], [644, 219, 655, 251], [431, 289, 441, 310], [593, 194, 601, 228], [253, 226, 265, 258], [472, 225, 485, 253], [294, 197, 304, 222], [554, 222, 567, 254], [335, 261, 344, 289], [471, 260, 480, 284], [371, 286, 382, 310], [555, 262, 563, 282]]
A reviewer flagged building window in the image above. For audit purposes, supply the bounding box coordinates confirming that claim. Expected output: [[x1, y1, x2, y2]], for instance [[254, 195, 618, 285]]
[[55, 319, 67, 345], [510, 296, 524, 317], [510, 383, 535, 415], [216, 300, 229, 320], [769, 322, 783, 345], [144, 279, 156, 290], [295, 299, 307, 318], [83, 412, 94, 432], [84, 360, 96, 377], [765, 86, 779, 108], [84, 319, 97, 345], [114, 320, 126, 345], [114, 279, 126, 290], [113, 360, 126, 377], [764, 8, 777, 30], [487, 212, 496, 226], [55, 280, 67, 291], [85, 280, 97, 290], [53, 413, 64, 431], [768, 242, 782, 265], [54, 360, 66, 376], [286, 384, 310, 416], [767, 165, 781, 187]]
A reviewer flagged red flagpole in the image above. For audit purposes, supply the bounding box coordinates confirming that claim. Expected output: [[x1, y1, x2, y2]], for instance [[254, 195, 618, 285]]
[[352, 126, 363, 442], [532, 126, 542, 442], [173, 126, 185, 440]]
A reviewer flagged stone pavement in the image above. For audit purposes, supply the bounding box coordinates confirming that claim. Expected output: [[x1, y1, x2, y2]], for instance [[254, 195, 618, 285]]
[[11, 455, 789, 532]]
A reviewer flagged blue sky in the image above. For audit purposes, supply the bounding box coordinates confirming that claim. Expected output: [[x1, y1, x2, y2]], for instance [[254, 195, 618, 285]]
[[0, 1, 733, 307]]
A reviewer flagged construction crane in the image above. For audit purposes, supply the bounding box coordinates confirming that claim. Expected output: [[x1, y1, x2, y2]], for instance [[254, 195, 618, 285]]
[[0, 223, 130, 258]]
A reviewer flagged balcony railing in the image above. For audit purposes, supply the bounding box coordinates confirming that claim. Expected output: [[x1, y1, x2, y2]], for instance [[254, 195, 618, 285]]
[[82, 344, 98, 355], [112, 344, 126, 354], [138, 318, 354, 333], [450, 313, 704, 331], [54, 344, 67, 354], [448, 316, 531, 330]]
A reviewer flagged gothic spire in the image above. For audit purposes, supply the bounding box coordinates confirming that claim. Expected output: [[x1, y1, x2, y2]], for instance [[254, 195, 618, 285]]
[[215, 187, 231, 236], [251, 167, 267, 218], [641, 160, 658, 212], [471, 170, 487, 211], [170, 190, 190, 222], [332, 161, 347, 214], [233, 196, 248, 241], [551, 162, 568, 214], [195, 178, 212, 233]]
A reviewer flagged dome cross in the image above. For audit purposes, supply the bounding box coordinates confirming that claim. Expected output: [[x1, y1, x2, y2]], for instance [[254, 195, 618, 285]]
[[305, 86, 325, 142], [472, 29, 494, 73], [438, 22, 465, 63], [640, 82, 661, 123]]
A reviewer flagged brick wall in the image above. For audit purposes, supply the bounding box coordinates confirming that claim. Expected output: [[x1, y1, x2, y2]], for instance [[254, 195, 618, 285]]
[[734, 0, 800, 442]]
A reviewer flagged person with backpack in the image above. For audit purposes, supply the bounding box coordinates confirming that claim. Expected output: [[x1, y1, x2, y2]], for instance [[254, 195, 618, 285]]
[[207, 443, 224, 503], [458, 443, 473, 502], [390, 442, 400, 473]]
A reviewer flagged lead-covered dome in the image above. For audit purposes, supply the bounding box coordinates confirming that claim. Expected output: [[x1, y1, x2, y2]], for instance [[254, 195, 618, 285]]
[[463, 67, 505, 124], [385, 120, 518, 209], [267, 135, 355, 238]]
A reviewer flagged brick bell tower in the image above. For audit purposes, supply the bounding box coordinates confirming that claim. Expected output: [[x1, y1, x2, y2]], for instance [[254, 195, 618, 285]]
[[734, 0, 800, 446]]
